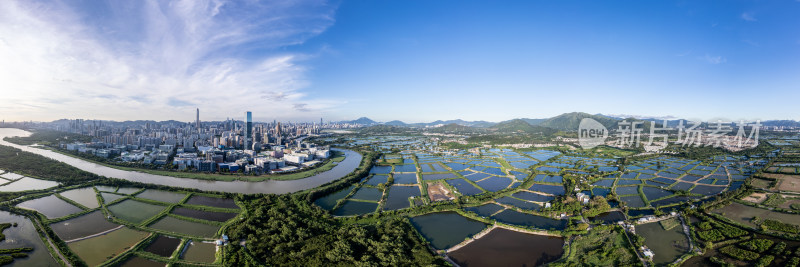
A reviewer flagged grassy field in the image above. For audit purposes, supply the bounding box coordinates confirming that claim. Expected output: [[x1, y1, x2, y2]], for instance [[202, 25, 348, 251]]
[[750, 178, 773, 189], [760, 173, 800, 192], [713, 202, 800, 228]]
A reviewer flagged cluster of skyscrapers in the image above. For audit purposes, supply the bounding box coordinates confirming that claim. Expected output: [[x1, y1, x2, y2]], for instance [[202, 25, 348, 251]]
[[35, 109, 337, 174]]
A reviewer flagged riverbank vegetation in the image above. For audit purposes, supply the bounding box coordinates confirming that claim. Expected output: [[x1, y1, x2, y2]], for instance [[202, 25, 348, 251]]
[[3, 130, 92, 146], [0, 145, 101, 183]]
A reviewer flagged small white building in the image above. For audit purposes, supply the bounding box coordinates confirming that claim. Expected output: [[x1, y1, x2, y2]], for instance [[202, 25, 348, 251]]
[[641, 246, 654, 258], [576, 192, 590, 205], [284, 154, 307, 164]]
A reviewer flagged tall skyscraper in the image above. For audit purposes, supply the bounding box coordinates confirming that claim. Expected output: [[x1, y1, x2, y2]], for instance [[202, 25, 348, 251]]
[[196, 108, 200, 132], [244, 111, 252, 150], [275, 122, 281, 146]]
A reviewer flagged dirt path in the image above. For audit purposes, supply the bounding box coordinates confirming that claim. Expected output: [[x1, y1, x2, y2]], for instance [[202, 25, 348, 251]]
[[30, 217, 72, 267], [446, 224, 562, 253], [63, 225, 124, 243]]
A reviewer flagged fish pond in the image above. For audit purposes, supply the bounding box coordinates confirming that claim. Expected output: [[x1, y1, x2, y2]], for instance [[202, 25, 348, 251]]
[[0, 177, 60, 192], [100, 192, 127, 204], [16, 195, 83, 219], [491, 210, 567, 230], [143, 235, 181, 257], [118, 256, 165, 267], [135, 189, 187, 203], [67, 227, 150, 266], [171, 207, 238, 223], [115, 187, 141, 195], [464, 203, 505, 218], [475, 176, 512, 192], [445, 179, 483, 196], [313, 185, 355, 210], [185, 195, 239, 209], [148, 216, 220, 238], [108, 200, 166, 224], [180, 241, 216, 263], [392, 173, 418, 184], [589, 211, 626, 224], [59, 187, 100, 209], [635, 220, 689, 265], [382, 186, 420, 211], [349, 187, 383, 202], [50, 210, 119, 241], [448, 228, 564, 267], [409, 212, 488, 250], [333, 200, 378, 216], [364, 175, 388, 186]]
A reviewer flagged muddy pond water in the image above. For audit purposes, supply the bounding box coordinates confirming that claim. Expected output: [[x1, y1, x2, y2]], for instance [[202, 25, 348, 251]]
[[59, 187, 99, 209], [181, 241, 216, 263], [135, 189, 186, 203], [149, 216, 220, 238], [50, 210, 119, 241], [490, 210, 567, 230], [448, 228, 564, 267], [143, 235, 181, 257], [185, 195, 239, 209], [108, 200, 166, 224], [16, 195, 83, 219], [171, 207, 238, 223]]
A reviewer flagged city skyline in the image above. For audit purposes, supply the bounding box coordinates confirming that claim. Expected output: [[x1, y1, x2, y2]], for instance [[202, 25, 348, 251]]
[[1, 0, 799, 122]]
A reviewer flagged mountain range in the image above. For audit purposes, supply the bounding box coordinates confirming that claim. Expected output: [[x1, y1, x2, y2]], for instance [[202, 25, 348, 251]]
[[340, 112, 800, 131]]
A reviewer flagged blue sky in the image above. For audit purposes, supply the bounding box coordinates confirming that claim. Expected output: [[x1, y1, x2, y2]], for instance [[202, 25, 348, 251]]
[[1, 0, 799, 123]]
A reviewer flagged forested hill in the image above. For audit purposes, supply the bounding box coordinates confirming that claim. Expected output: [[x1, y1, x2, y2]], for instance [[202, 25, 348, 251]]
[[538, 112, 619, 130]]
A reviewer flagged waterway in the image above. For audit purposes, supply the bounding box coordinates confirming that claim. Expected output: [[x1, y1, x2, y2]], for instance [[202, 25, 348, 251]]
[[0, 128, 362, 194]]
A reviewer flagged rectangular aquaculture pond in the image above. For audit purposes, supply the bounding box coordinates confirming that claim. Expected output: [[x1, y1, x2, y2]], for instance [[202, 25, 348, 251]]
[[148, 216, 220, 238]]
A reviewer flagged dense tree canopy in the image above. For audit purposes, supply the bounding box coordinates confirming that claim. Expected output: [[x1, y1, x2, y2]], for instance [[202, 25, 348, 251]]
[[224, 194, 444, 266]]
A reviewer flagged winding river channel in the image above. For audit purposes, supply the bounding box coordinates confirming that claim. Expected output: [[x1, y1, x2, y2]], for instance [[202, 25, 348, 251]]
[[0, 128, 362, 194]]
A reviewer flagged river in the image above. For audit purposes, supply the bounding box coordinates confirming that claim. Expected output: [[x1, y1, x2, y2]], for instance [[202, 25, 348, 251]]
[[0, 128, 362, 194]]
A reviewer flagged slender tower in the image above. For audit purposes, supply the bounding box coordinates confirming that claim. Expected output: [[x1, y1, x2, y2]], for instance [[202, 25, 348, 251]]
[[244, 111, 252, 150], [276, 122, 282, 146], [196, 108, 200, 132]]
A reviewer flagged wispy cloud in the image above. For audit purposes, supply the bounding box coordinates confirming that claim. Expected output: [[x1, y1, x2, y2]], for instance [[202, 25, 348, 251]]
[[740, 12, 757, 22], [0, 0, 338, 121], [700, 54, 727, 64]]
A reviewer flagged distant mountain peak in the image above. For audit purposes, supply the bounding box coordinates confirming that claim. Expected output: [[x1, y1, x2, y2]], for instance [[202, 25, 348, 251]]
[[538, 112, 619, 130], [342, 117, 377, 125]]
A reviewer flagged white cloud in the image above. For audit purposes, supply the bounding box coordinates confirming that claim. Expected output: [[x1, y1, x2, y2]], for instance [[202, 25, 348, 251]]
[[701, 54, 727, 64], [0, 0, 338, 122], [740, 12, 757, 22]]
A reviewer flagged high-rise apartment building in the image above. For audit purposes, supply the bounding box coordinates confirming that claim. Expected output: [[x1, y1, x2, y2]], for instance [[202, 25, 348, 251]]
[[244, 111, 252, 149]]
